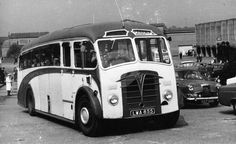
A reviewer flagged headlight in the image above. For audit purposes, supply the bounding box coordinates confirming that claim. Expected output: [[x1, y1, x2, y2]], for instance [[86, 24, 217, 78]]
[[188, 84, 193, 91], [163, 90, 173, 101], [216, 83, 221, 89], [108, 95, 119, 106]]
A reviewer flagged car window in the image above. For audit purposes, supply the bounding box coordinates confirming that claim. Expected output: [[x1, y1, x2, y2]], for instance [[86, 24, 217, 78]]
[[185, 71, 203, 80]]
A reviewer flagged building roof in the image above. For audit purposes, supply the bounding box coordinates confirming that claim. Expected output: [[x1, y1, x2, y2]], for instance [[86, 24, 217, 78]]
[[1, 40, 10, 48], [165, 27, 195, 34], [9, 32, 49, 39], [21, 20, 163, 52], [196, 18, 236, 25], [0, 37, 8, 45]]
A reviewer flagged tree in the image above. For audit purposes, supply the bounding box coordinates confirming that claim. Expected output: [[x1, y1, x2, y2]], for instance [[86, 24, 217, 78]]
[[7, 43, 22, 58]]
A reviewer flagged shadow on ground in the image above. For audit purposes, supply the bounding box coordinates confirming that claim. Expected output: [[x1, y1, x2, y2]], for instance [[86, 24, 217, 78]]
[[21, 110, 188, 137], [219, 108, 236, 115], [182, 103, 221, 109]]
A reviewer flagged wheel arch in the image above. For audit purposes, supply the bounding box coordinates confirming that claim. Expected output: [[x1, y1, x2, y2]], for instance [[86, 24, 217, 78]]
[[25, 85, 34, 108], [74, 86, 103, 119]]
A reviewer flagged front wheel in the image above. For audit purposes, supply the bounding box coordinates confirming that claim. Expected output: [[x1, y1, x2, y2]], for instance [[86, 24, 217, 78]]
[[27, 90, 36, 116], [162, 110, 180, 128], [232, 102, 236, 115], [76, 96, 102, 136], [154, 110, 180, 129]]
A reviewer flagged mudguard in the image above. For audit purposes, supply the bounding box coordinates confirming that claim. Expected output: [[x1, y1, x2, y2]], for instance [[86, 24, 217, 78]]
[[76, 86, 103, 119]]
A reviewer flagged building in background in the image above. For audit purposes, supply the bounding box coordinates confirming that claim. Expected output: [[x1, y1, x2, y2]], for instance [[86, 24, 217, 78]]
[[151, 23, 196, 57], [1, 32, 48, 58], [165, 27, 196, 57], [195, 18, 236, 58], [0, 37, 8, 57]]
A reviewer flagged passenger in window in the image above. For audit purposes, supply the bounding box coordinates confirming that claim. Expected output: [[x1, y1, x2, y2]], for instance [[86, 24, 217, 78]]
[[101, 45, 109, 67], [53, 58, 60, 66], [32, 58, 37, 67], [44, 59, 51, 66], [40, 53, 46, 66], [90, 50, 97, 67]]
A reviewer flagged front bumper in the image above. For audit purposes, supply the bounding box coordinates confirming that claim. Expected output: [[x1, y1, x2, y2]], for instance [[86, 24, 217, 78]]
[[186, 96, 218, 101]]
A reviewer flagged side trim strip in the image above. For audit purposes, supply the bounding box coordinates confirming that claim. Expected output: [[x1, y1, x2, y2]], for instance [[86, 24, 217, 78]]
[[62, 99, 73, 103], [35, 109, 75, 124]]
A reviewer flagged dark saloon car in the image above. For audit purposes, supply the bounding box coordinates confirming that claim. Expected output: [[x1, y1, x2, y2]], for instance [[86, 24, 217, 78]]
[[218, 83, 236, 115], [176, 68, 220, 107]]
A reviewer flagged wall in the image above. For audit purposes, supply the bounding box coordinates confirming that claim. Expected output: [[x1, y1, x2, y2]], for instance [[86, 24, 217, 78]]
[[167, 32, 196, 56]]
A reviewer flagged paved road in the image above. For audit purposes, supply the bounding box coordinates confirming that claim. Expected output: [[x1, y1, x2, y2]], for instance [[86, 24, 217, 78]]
[[0, 92, 236, 144], [1, 57, 235, 144]]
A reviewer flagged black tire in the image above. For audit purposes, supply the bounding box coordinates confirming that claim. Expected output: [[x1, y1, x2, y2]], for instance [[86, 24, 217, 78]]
[[154, 110, 180, 129], [209, 100, 219, 107], [163, 110, 180, 128], [27, 90, 36, 116], [232, 102, 236, 115], [76, 95, 102, 137]]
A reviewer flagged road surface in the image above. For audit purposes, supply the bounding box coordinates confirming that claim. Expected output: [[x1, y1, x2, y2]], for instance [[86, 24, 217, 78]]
[[0, 90, 236, 144]]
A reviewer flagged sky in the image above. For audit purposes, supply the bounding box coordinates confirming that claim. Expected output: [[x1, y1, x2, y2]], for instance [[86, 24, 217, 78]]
[[0, 0, 236, 37]]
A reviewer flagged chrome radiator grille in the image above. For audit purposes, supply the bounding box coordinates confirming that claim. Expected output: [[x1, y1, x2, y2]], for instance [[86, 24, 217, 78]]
[[120, 71, 161, 118]]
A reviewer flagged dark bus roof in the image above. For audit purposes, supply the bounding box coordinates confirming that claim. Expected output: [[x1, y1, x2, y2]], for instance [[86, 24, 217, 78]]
[[21, 20, 163, 52]]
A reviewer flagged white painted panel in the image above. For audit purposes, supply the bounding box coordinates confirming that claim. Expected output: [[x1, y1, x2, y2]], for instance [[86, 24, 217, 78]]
[[62, 72, 74, 119], [39, 74, 49, 112], [178, 45, 193, 56], [49, 73, 63, 116], [30, 77, 40, 110]]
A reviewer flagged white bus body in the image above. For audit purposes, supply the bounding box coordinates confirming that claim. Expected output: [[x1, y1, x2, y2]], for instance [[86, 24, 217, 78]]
[[17, 20, 179, 136]]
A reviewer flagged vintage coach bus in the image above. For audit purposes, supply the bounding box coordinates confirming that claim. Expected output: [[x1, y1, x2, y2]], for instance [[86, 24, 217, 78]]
[[17, 20, 179, 136]]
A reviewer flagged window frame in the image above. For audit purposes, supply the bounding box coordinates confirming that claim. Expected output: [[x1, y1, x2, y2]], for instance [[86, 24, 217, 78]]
[[134, 36, 171, 64], [19, 42, 61, 70], [96, 37, 136, 69], [72, 39, 97, 70]]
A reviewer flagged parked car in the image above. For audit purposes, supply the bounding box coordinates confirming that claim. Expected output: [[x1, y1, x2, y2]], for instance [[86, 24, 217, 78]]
[[218, 83, 236, 115], [176, 61, 198, 68], [175, 61, 222, 81], [176, 68, 220, 107]]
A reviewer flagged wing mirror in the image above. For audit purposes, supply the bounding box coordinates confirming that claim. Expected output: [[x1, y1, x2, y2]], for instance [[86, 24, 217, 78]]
[[167, 37, 172, 41]]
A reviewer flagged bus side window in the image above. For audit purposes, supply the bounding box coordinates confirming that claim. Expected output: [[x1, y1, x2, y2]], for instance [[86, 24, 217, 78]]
[[24, 52, 32, 69], [62, 42, 71, 67], [74, 42, 82, 68], [50, 44, 60, 66], [31, 49, 41, 67], [83, 41, 97, 68]]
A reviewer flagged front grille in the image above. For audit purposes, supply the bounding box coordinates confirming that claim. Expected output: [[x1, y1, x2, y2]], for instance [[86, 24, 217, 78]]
[[122, 75, 159, 104], [202, 85, 211, 97], [120, 71, 161, 117]]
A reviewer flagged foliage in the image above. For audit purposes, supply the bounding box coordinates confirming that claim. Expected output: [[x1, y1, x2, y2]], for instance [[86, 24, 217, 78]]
[[6, 44, 22, 58]]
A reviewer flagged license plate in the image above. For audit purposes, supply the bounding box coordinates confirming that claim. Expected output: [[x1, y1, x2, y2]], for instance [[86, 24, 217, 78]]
[[202, 99, 214, 103], [130, 108, 155, 117]]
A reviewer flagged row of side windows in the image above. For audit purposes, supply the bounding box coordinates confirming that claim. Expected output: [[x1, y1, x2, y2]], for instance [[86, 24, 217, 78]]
[[19, 41, 97, 70]]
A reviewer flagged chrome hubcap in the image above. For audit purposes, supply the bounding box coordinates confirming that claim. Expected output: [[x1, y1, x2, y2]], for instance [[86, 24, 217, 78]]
[[80, 107, 89, 124]]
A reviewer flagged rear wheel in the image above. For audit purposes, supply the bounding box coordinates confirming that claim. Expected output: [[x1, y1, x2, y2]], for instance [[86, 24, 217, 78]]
[[27, 90, 36, 116], [232, 102, 236, 115], [76, 95, 102, 136]]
